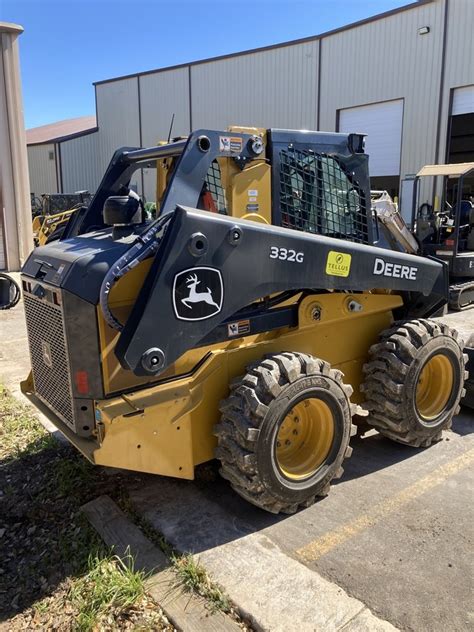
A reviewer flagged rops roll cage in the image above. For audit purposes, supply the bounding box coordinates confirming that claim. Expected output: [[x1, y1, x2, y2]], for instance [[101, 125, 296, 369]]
[[63, 128, 373, 242]]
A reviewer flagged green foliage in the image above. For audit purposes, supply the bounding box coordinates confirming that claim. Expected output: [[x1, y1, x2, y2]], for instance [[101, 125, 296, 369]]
[[69, 553, 147, 631], [173, 553, 230, 613]]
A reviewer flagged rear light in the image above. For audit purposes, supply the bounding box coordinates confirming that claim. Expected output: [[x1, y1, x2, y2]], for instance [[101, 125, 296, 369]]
[[445, 239, 454, 246], [75, 371, 89, 395]]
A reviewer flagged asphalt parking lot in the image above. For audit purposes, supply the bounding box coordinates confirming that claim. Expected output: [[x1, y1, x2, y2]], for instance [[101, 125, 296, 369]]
[[1, 286, 473, 631], [129, 411, 473, 632]]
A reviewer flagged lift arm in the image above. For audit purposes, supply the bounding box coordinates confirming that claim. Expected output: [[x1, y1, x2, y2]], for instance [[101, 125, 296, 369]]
[[114, 206, 448, 376]]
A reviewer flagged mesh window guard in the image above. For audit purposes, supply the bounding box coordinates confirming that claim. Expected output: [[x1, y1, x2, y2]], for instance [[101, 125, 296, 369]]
[[279, 148, 369, 243], [205, 160, 227, 215]]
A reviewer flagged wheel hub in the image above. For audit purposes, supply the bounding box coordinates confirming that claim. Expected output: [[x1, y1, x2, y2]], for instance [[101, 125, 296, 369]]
[[276, 398, 335, 480], [416, 353, 454, 421]]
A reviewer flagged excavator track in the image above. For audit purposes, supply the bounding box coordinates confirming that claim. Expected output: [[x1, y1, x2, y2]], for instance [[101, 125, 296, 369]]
[[448, 280, 474, 311]]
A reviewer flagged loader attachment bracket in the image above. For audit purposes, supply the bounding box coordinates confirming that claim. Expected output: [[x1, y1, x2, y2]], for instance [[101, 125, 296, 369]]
[[115, 206, 448, 376]]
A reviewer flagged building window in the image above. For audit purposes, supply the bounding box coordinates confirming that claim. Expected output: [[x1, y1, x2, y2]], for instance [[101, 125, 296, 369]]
[[49, 151, 54, 161]]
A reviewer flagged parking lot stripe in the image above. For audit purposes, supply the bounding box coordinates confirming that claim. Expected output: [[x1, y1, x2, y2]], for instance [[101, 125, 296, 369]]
[[296, 447, 474, 563]]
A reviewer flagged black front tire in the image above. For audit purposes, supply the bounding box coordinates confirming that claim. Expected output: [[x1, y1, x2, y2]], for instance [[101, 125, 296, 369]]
[[215, 352, 356, 514], [361, 319, 467, 447]]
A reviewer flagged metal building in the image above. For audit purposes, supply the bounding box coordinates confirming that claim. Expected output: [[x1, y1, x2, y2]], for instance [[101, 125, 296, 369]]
[[28, 0, 474, 206], [27, 116, 99, 198], [0, 22, 32, 271]]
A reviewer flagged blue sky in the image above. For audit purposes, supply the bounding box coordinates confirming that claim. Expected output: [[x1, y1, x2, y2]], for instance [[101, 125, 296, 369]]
[[1, 0, 409, 129]]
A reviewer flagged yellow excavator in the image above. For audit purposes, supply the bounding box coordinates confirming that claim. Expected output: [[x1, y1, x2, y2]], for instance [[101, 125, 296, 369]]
[[16, 127, 467, 514]]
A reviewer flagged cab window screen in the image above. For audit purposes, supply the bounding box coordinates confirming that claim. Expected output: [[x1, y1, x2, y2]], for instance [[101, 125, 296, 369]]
[[279, 148, 369, 243], [204, 160, 227, 215]]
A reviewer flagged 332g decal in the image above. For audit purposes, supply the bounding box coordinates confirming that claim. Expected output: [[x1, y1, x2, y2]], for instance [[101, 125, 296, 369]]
[[269, 246, 304, 263]]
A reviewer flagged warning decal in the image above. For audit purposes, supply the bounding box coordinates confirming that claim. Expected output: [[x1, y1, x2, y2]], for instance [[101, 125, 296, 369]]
[[219, 136, 243, 153], [325, 251, 352, 277], [227, 319, 251, 337]]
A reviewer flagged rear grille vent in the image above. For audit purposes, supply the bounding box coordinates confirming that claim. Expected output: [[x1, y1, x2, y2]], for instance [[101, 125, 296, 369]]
[[24, 292, 75, 429]]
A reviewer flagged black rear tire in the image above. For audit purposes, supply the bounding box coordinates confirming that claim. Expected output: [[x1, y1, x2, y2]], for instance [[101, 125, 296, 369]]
[[361, 319, 467, 447], [215, 352, 356, 514]]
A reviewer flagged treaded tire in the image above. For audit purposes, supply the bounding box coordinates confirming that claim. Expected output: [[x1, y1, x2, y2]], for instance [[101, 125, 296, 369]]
[[361, 319, 467, 447], [215, 352, 356, 514], [0, 273, 21, 310]]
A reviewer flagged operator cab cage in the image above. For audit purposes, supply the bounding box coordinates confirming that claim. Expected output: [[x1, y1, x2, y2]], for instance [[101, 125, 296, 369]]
[[412, 162, 474, 264], [63, 128, 373, 245]]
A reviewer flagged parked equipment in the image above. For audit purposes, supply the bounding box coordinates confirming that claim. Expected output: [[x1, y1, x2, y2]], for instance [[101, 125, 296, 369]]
[[16, 127, 467, 514], [32, 192, 91, 246], [412, 163, 474, 310]]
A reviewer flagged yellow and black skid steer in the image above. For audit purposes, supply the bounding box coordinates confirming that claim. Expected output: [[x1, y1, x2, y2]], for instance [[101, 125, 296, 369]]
[[17, 127, 467, 513]]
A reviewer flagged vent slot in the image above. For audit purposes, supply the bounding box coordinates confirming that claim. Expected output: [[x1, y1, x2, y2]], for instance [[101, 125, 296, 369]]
[[24, 291, 75, 430]]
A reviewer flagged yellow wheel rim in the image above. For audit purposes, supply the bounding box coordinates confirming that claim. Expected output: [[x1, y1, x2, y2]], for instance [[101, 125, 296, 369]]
[[415, 354, 454, 421], [275, 398, 335, 480]]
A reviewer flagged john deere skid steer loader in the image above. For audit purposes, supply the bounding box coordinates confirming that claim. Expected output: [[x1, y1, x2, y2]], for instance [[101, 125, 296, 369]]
[[18, 127, 467, 513]]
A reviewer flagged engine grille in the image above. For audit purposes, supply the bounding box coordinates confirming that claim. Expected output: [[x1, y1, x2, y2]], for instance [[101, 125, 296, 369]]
[[24, 290, 75, 429]]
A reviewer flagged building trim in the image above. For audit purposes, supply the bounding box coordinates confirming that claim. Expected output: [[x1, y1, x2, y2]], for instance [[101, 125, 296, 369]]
[[434, 0, 449, 166], [93, 1, 434, 87], [188, 65, 193, 132], [137, 75, 144, 194], [0, 22, 23, 35], [316, 38, 322, 130], [0, 206, 9, 270]]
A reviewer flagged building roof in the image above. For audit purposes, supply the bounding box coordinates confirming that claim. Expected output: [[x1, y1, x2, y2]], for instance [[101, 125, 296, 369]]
[[0, 22, 24, 35], [26, 115, 97, 145], [94, 0, 433, 86], [417, 163, 474, 177]]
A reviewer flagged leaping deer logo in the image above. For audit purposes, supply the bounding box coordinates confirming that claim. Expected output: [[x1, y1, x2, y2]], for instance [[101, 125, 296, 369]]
[[182, 273, 220, 310]]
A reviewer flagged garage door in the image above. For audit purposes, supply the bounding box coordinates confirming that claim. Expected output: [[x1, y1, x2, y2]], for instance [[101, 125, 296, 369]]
[[452, 85, 474, 115], [339, 99, 404, 177]]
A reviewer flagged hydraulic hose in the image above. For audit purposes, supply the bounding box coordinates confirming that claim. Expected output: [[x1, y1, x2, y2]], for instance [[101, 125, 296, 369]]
[[99, 214, 172, 331]]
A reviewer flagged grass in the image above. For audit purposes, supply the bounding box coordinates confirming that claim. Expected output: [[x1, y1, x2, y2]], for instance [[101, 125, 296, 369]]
[[0, 384, 56, 460], [69, 553, 147, 631], [172, 554, 231, 613], [0, 384, 172, 631], [117, 490, 232, 614], [0, 382, 243, 629]]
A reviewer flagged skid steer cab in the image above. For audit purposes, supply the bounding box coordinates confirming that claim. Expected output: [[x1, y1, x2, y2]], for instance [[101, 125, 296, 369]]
[[20, 127, 467, 514]]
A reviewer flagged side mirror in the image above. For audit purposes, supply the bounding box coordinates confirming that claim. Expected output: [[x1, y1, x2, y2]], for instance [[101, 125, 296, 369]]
[[0, 273, 21, 310]]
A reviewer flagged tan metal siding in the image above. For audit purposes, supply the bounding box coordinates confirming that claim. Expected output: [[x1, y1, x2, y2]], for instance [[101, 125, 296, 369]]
[[27, 143, 58, 195], [60, 132, 100, 193], [190, 41, 319, 130], [139, 68, 190, 201], [438, 0, 474, 161], [321, 0, 445, 179], [95, 78, 141, 191]]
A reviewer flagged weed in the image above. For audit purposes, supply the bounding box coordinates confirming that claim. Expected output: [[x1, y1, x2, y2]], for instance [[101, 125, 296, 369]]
[[172, 553, 230, 613], [69, 553, 147, 631]]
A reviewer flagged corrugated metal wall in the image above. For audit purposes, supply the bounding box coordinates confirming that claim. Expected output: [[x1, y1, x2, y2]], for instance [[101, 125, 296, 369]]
[[139, 68, 190, 201], [38, 0, 473, 201], [437, 0, 474, 162], [321, 0, 445, 179], [60, 132, 100, 193], [190, 41, 319, 130], [95, 77, 141, 192], [27, 144, 58, 196]]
